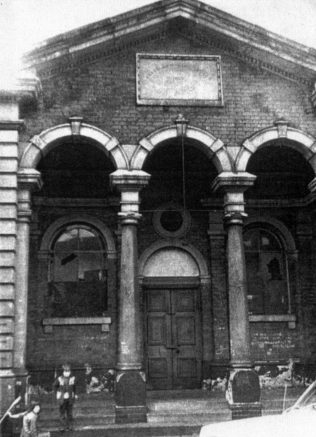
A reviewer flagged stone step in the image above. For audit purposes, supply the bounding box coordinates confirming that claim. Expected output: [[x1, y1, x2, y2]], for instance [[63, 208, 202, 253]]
[[45, 422, 201, 437], [147, 411, 230, 424], [147, 399, 228, 412]]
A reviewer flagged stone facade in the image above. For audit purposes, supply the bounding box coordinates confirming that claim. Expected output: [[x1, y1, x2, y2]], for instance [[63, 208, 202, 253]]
[[1, 0, 316, 423]]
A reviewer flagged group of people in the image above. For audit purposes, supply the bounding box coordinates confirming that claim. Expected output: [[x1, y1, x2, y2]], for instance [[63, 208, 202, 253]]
[[6, 363, 116, 435]]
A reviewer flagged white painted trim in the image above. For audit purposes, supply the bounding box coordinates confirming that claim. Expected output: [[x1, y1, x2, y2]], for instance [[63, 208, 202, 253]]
[[132, 124, 231, 172], [237, 126, 316, 172], [20, 122, 128, 170]]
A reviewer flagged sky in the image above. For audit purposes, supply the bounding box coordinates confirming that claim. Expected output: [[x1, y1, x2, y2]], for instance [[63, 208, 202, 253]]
[[0, 0, 316, 84]]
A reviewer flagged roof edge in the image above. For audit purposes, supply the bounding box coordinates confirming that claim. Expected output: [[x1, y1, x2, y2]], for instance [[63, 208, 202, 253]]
[[24, 0, 316, 73]]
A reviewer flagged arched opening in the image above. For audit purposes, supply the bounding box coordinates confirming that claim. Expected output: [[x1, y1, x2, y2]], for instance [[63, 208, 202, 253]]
[[26, 137, 118, 376], [36, 138, 115, 198], [246, 141, 314, 199], [142, 138, 219, 210]]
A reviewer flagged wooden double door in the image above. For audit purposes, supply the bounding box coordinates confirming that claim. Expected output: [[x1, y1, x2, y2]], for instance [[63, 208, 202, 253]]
[[145, 284, 202, 389]]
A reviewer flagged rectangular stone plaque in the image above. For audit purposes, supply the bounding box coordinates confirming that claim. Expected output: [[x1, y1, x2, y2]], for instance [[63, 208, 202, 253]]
[[136, 53, 223, 106]]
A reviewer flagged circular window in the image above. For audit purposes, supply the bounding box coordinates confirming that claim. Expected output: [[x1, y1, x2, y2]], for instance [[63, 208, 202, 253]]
[[160, 209, 183, 232], [153, 203, 191, 238]]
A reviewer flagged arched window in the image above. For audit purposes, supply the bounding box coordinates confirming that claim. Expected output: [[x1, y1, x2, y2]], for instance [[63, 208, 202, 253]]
[[48, 224, 107, 317], [244, 227, 290, 315]]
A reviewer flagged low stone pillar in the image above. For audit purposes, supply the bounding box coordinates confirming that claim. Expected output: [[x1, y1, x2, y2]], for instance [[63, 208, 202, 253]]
[[110, 169, 150, 423], [212, 172, 261, 419], [13, 169, 42, 380]]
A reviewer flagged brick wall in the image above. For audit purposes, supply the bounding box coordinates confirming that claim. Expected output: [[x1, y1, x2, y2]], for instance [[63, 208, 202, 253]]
[[20, 32, 316, 146], [20, 28, 316, 377]]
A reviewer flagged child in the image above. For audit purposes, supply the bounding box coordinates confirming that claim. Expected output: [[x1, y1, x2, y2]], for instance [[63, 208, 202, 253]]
[[53, 363, 77, 432], [8, 401, 41, 437], [84, 363, 102, 394]]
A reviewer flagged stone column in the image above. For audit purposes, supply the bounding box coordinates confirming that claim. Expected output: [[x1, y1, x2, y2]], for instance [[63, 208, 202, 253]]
[[14, 169, 42, 377], [110, 169, 150, 423], [212, 172, 261, 419]]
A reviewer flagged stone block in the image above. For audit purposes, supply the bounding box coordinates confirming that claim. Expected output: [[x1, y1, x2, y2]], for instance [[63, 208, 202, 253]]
[[0, 128, 18, 143], [0, 351, 13, 368], [0, 236, 16, 251], [0, 205, 17, 218], [0, 301, 14, 317], [0, 145, 18, 158], [115, 370, 147, 423], [0, 174, 17, 188], [0, 268, 15, 283], [0, 220, 16, 234], [0, 158, 18, 172], [0, 319, 14, 334], [0, 336, 13, 350], [0, 189, 17, 203], [0, 284, 15, 299]]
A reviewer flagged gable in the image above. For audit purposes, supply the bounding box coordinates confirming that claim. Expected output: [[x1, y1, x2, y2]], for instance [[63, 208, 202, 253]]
[[24, 0, 316, 86]]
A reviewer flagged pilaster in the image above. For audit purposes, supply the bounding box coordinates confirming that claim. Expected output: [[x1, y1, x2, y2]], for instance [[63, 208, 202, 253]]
[[0, 74, 40, 418]]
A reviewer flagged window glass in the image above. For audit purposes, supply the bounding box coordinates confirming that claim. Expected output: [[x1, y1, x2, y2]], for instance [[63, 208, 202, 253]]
[[48, 224, 107, 317], [244, 227, 288, 315]]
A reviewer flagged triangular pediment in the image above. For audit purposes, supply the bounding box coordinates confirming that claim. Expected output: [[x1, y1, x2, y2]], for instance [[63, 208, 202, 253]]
[[25, 0, 316, 84]]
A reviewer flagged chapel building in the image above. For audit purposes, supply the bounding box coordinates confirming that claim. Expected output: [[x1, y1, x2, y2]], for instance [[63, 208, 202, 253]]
[[1, 0, 316, 423]]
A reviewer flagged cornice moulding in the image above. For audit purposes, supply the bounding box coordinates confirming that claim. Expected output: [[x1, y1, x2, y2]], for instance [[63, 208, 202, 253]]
[[23, 0, 316, 79]]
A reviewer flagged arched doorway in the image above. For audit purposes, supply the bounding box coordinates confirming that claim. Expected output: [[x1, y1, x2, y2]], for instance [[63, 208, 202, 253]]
[[140, 245, 207, 389]]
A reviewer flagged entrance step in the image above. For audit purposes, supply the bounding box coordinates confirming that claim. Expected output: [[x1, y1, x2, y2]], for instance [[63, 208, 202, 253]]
[[39, 393, 116, 430], [37, 389, 228, 435], [261, 386, 305, 415], [147, 389, 230, 424], [47, 422, 201, 437]]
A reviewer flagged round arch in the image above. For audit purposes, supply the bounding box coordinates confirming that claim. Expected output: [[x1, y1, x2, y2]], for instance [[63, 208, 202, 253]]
[[244, 215, 297, 255], [20, 121, 129, 170], [39, 214, 117, 259], [131, 125, 232, 173], [236, 125, 316, 173], [138, 239, 210, 281]]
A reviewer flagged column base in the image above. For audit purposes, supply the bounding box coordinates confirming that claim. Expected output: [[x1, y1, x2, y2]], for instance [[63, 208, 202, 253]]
[[115, 370, 147, 423], [226, 368, 262, 419], [230, 402, 262, 420]]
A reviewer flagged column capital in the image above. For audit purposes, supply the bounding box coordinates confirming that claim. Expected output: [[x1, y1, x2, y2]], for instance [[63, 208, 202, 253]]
[[118, 212, 142, 225], [18, 169, 42, 222], [212, 171, 256, 193], [110, 169, 150, 192], [212, 172, 256, 218], [18, 169, 43, 191], [224, 211, 247, 226]]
